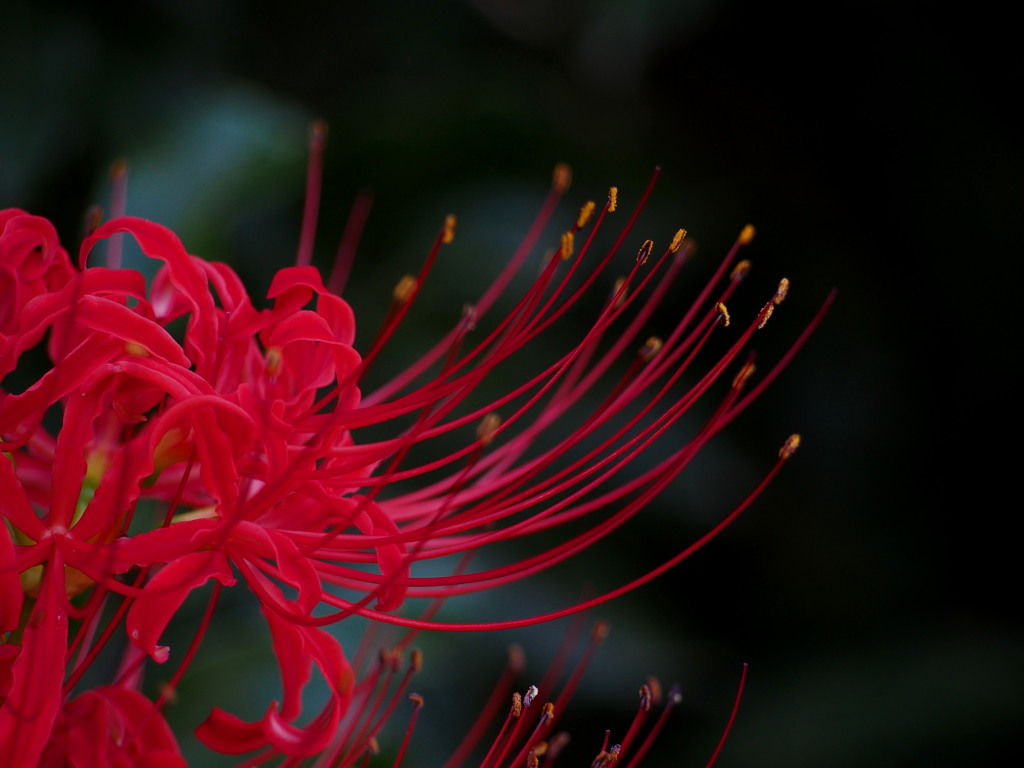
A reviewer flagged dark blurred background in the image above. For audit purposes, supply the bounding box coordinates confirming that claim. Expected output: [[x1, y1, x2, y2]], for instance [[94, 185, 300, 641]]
[[2, 1, 1019, 766]]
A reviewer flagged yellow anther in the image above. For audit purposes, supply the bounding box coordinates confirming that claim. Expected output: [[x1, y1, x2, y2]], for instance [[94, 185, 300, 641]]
[[560, 230, 575, 260], [717, 302, 731, 327], [409, 693, 424, 708], [461, 303, 477, 331], [511, 692, 523, 718], [669, 228, 687, 253], [508, 644, 526, 673], [610, 277, 628, 307], [410, 648, 423, 672], [732, 360, 756, 389], [157, 681, 180, 705], [576, 200, 596, 229], [774, 277, 790, 305], [109, 157, 128, 182], [477, 412, 502, 445], [540, 702, 555, 721], [124, 340, 149, 357], [442, 214, 456, 244], [548, 732, 571, 757], [607, 186, 618, 212], [636, 239, 653, 265], [779, 433, 801, 460], [738, 223, 756, 245], [646, 676, 663, 706], [265, 346, 284, 377], [730, 259, 752, 281], [84, 205, 104, 237], [757, 302, 775, 329], [639, 336, 663, 363], [393, 274, 418, 304], [553, 162, 572, 194], [591, 619, 611, 642]]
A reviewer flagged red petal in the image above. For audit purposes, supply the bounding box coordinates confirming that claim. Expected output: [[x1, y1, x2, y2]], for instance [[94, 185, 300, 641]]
[[126, 550, 236, 662], [0, 546, 69, 764]]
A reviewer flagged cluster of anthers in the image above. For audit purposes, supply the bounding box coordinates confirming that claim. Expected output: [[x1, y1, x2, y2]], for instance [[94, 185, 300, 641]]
[[0, 120, 832, 766]]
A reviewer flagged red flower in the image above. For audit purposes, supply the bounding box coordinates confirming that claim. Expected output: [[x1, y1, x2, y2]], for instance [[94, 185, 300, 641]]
[[0, 132, 831, 764]]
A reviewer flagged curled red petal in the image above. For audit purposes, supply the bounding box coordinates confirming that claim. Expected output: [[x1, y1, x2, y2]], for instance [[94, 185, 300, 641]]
[[80, 217, 218, 374], [126, 550, 236, 662], [75, 294, 191, 367], [196, 608, 352, 758], [353, 497, 409, 612]]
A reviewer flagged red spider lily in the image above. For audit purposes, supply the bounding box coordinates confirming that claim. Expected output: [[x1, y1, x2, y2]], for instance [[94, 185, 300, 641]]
[[0, 127, 832, 764]]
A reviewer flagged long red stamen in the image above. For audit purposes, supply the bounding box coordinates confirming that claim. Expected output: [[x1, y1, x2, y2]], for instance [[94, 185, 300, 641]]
[[296, 120, 328, 268], [328, 190, 374, 296], [704, 663, 749, 767]]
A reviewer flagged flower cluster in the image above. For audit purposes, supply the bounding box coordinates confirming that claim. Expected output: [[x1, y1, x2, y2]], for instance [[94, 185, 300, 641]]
[[0, 135, 831, 765]]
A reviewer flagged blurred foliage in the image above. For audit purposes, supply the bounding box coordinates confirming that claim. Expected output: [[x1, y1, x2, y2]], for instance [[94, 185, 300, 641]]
[[2, 0, 1020, 765]]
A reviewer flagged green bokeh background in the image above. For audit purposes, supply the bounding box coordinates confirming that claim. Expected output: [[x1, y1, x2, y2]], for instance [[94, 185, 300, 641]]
[[2, 1, 1018, 765]]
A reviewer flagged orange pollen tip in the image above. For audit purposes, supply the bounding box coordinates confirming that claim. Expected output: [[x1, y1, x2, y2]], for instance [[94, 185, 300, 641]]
[[410, 648, 423, 672], [549, 732, 571, 757], [591, 619, 611, 642], [636, 239, 653, 265], [512, 692, 524, 718], [716, 302, 731, 327], [461, 303, 477, 331], [409, 693, 425, 709], [368, 736, 380, 754], [394, 274, 418, 304], [309, 119, 328, 148], [541, 702, 555, 720], [85, 205, 103, 236], [669, 228, 687, 253], [560, 231, 575, 260], [732, 361, 756, 389], [757, 302, 775, 329], [780, 433, 801, 460], [265, 346, 284, 377], [477, 412, 502, 445], [774, 277, 790, 304], [124, 340, 149, 357], [532, 742, 549, 758], [158, 681, 179, 705], [639, 336, 663, 363], [731, 259, 752, 281], [610, 277, 628, 306], [577, 201, 596, 229], [109, 157, 128, 181], [646, 676, 663, 705], [508, 644, 526, 672], [443, 214, 456, 244], [607, 186, 618, 212], [528, 756, 540, 768], [553, 162, 572, 194], [739, 223, 756, 244]]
